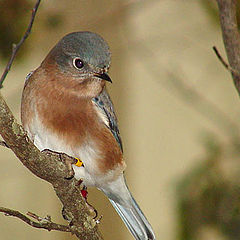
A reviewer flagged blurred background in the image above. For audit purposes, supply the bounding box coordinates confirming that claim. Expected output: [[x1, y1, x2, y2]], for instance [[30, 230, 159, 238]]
[[1, 0, 240, 240]]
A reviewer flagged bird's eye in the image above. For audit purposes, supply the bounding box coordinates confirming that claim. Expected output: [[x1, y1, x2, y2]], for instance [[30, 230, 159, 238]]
[[73, 58, 84, 69]]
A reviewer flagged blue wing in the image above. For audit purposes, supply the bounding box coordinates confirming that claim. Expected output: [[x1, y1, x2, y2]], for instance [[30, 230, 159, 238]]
[[92, 87, 123, 152]]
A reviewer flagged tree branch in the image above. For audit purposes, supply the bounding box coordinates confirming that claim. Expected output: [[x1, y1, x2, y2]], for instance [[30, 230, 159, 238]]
[[216, 0, 240, 95], [0, 0, 41, 88], [0, 91, 103, 240], [212, 46, 240, 75], [0, 1, 103, 239], [0, 207, 71, 233]]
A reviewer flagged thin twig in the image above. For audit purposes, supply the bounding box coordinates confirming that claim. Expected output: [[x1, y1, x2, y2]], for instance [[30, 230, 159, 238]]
[[0, 207, 71, 232], [27, 211, 51, 222], [213, 46, 239, 75], [0, 0, 41, 88]]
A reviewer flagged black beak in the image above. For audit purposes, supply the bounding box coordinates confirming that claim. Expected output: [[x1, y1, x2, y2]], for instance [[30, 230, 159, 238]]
[[94, 72, 112, 83]]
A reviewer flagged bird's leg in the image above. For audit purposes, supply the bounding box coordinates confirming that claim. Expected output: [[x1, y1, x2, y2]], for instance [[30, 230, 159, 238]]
[[81, 185, 99, 219], [74, 183, 98, 219], [88, 202, 98, 220], [41, 149, 98, 218], [41, 149, 83, 179]]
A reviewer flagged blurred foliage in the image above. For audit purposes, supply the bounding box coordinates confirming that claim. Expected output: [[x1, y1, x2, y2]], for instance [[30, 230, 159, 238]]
[[177, 3, 240, 239], [177, 134, 240, 240], [0, 0, 63, 61], [200, 0, 240, 29], [44, 13, 63, 29], [0, 0, 31, 60]]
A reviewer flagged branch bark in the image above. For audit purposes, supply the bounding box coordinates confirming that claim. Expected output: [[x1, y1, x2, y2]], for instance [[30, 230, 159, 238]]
[[0, 207, 71, 233], [0, 1, 103, 239], [216, 0, 240, 95]]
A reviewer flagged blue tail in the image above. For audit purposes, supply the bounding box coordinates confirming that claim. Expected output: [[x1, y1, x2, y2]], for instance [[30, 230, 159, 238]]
[[109, 195, 155, 240], [102, 175, 156, 240]]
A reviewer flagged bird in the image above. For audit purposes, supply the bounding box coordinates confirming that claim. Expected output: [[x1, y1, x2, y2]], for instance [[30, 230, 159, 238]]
[[21, 31, 155, 240]]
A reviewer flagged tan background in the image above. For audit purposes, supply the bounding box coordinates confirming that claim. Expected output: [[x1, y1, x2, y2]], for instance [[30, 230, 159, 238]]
[[0, 1, 239, 240]]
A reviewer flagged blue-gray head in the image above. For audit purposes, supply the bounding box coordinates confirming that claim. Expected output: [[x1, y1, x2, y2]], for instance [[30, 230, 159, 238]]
[[43, 31, 112, 83]]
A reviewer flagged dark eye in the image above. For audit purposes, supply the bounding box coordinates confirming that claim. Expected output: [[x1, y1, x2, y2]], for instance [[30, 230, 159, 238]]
[[73, 58, 84, 69]]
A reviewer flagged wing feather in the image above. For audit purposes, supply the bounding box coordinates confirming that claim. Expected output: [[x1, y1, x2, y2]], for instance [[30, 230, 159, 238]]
[[92, 88, 123, 152]]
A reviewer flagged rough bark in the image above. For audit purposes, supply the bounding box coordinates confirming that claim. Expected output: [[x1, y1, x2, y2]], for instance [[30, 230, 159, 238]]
[[216, 0, 240, 95]]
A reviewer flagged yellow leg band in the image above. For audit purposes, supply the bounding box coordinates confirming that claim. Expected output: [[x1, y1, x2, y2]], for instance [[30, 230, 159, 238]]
[[75, 158, 83, 167]]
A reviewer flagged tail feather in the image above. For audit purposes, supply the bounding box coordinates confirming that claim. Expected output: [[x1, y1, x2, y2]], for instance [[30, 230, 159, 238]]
[[102, 175, 155, 240], [109, 195, 155, 240]]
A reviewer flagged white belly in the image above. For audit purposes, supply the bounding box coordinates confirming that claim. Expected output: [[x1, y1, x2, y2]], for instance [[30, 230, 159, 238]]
[[25, 112, 122, 189], [25, 115, 101, 187]]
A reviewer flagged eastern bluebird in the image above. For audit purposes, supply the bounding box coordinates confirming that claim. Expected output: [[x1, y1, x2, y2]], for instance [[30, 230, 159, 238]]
[[21, 31, 155, 240]]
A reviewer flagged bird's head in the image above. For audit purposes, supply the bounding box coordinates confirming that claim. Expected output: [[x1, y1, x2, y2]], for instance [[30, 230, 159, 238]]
[[41, 31, 112, 97]]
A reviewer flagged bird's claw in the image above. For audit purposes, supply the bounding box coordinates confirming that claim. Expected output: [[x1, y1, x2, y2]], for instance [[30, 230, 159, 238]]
[[78, 185, 98, 219], [41, 149, 83, 179]]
